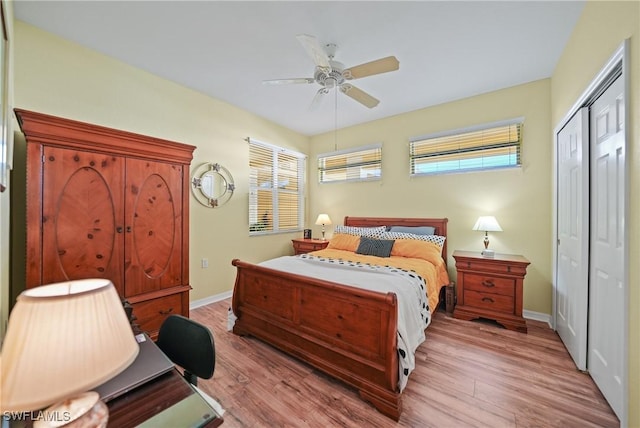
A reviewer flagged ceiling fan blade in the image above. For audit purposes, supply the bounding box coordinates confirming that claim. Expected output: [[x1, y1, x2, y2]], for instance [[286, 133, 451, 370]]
[[263, 78, 314, 85], [309, 88, 329, 111], [343, 56, 399, 80], [340, 84, 380, 108], [296, 34, 331, 71]]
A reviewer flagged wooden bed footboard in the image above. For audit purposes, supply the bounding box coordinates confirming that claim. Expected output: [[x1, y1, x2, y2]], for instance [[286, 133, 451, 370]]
[[231, 258, 402, 420]]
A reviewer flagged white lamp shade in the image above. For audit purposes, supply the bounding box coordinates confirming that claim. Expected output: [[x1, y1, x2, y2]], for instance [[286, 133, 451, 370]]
[[0, 278, 139, 411], [472, 216, 503, 232], [315, 213, 332, 226]]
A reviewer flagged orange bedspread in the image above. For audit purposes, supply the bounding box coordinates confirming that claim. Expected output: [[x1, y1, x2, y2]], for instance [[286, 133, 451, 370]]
[[310, 235, 450, 313]]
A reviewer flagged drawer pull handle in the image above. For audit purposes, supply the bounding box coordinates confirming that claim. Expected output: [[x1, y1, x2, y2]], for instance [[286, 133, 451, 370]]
[[159, 308, 174, 315], [482, 280, 495, 288], [482, 297, 495, 303]]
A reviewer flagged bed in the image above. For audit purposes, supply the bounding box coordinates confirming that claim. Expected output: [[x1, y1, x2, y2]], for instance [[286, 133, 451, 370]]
[[231, 216, 450, 420]]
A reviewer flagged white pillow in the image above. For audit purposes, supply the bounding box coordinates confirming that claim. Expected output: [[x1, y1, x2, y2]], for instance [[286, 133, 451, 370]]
[[389, 225, 435, 235], [381, 231, 446, 252], [334, 225, 387, 239]]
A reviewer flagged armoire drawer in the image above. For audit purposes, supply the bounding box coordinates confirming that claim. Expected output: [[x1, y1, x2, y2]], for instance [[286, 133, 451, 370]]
[[131, 293, 184, 339]]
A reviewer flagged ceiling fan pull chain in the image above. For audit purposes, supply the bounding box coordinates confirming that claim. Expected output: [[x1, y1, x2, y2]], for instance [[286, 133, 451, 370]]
[[334, 88, 338, 151]]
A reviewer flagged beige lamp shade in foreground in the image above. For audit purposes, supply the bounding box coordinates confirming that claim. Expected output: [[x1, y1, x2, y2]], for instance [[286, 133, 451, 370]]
[[472, 216, 503, 257], [315, 213, 332, 240], [0, 278, 139, 413]]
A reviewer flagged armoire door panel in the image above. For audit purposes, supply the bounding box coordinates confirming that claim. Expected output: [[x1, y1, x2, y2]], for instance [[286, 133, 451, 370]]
[[125, 158, 183, 297], [42, 146, 125, 295]]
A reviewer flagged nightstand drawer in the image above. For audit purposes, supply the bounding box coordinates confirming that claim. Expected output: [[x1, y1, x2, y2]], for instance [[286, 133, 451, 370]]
[[292, 238, 329, 255], [456, 259, 528, 276], [463, 290, 514, 314], [297, 241, 326, 251], [464, 273, 515, 297]]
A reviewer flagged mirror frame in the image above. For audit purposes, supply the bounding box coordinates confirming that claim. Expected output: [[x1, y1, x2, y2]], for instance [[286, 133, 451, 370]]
[[191, 162, 235, 208]]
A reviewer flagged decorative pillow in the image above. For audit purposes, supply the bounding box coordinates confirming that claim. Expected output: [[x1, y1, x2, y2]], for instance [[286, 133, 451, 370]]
[[390, 239, 443, 264], [326, 233, 360, 252], [389, 225, 435, 235], [333, 225, 387, 239], [381, 231, 446, 253], [355, 236, 395, 258]]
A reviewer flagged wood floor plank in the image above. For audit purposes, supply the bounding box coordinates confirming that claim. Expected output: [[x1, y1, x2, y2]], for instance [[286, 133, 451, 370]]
[[408, 379, 517, 427], [475, 380, 613, 428], [191, 300, 619, 427]]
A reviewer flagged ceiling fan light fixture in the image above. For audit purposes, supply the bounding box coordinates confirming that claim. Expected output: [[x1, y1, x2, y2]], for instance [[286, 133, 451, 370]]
[[325, 77, 337, 89]]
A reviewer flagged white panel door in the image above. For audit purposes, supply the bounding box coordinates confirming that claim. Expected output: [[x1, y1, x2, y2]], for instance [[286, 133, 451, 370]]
[[555, 108, 589, 370], [588, 75, 624, 418]]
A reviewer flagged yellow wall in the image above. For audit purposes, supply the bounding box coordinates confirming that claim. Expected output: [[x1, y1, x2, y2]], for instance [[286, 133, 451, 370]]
[[309, 79, 553, 314], [551, 1, 639, 425], [11, 21, 310, 302], [0, 0, 15, 341]]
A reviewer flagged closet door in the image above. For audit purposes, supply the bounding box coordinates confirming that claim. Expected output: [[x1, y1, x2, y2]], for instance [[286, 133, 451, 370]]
[[555, 108, 589, 370], [124, 158, 184, 297], [41, 146, 125, 295], [588, 75, 625, 418]]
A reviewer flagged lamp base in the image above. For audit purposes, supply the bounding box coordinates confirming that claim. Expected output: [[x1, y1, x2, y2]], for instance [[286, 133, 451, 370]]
[[481, 249, 496, 258], [34, 391, 108, 428]]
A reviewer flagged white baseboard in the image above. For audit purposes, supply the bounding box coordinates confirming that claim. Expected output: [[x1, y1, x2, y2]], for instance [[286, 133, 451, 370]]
[[190, 290, 232, 310], [523, 309, 552, 328]]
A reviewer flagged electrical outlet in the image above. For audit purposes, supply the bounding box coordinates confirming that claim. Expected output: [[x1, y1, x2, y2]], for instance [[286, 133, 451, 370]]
[[201, 258, 209, 268]]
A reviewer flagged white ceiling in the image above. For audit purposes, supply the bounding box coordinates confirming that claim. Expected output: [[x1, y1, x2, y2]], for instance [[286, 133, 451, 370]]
[[14, 1, 585, 136]]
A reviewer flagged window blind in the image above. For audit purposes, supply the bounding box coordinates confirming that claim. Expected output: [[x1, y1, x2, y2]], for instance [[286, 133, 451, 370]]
[[410, 119, 523, 176], [249, 139, 305, 234], [318, 143, 382, 183]]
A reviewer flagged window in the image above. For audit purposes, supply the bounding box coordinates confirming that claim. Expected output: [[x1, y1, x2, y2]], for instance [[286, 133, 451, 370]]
[[318, 143, 382, 183], [249, 139, 306, 235], [409, 118, 524, 176]]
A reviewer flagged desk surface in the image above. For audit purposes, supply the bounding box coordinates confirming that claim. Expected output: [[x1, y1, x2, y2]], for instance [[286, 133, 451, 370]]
[[107, 369, 223, 427], [2, 371, 222, 428]]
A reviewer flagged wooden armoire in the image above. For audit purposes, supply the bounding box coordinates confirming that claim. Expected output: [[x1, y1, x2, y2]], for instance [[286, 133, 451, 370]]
[[15, 109, 196, 339]]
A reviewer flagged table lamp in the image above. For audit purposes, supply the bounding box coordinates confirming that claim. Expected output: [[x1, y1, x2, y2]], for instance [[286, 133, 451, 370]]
[[472, 216, 503, 258], [315, 213, 332, 240], [1, 278, 139, 427]]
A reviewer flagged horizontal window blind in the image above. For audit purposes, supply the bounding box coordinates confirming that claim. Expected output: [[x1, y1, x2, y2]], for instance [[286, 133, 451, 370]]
[[318, 143, 382, 183], [410, 119, 523, 175], [249, 139, 305, 234]]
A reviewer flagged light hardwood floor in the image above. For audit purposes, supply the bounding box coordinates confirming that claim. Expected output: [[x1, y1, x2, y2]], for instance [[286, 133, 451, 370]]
[[191, 300, 618, 427]]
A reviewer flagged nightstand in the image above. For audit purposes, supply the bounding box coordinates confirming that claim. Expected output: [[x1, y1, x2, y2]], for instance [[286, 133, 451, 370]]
[[452, 250, 530, 333], [292, 238, 329, 255]]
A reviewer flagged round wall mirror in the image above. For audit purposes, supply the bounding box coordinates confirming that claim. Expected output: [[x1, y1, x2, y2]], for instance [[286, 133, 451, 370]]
[[191, 162, 235, 208]]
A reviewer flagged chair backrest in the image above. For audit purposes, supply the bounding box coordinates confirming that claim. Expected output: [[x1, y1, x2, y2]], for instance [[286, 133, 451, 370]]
[[156, 314, 215, 385]]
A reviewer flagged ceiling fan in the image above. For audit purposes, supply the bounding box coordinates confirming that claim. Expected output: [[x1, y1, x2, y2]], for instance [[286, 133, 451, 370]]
[[263, 34, 399, 109]]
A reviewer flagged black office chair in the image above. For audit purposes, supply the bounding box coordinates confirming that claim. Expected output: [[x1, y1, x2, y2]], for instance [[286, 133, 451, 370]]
[[156, 314, 215, 386]]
